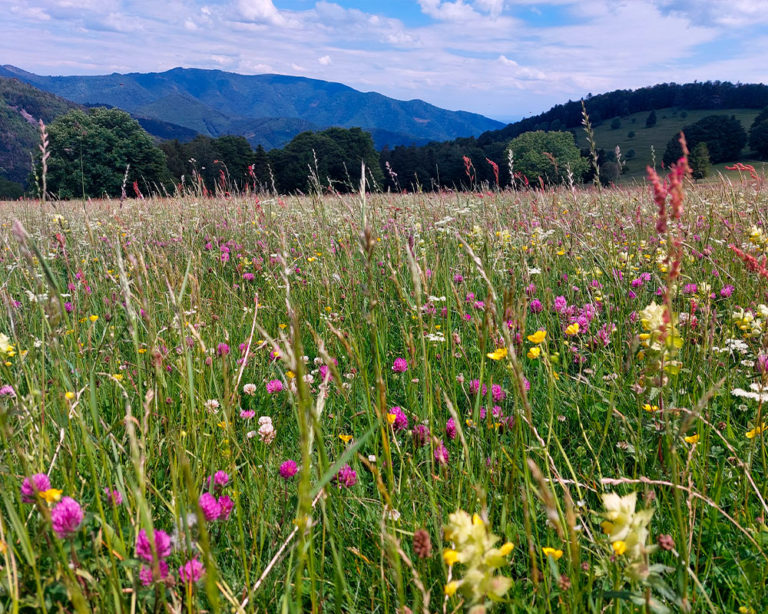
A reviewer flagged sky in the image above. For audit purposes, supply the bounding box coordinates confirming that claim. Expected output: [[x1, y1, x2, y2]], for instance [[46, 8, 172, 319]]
[[2, 0, 768, 122]]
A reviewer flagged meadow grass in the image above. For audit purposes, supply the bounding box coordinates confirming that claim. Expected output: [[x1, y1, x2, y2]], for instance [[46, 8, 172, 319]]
[[0, 170, 767, 613]]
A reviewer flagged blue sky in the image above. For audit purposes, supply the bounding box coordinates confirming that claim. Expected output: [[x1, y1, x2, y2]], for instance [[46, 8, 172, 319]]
[[2, 0, 767, 122]]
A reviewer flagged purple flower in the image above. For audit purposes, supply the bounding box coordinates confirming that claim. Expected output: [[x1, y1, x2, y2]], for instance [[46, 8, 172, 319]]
[[199, 493, 222, 521], [104, 487, 123, 506], [757, 353, 768, 375], [216, 343, 230, 357], [491, 384, 506, 403], [21, 473, 51, 503], [64, 301, 74, 313], [334, 464, 357, 488], [469, 379, 487, 397], [434, 442, 449, 465], [242, 272, 255, 281], [392, 358, 408, 373], [209, 471, 229, 489], [412, 424, 430, 447], [525, 283, 536, 296], [266, 379, 283, 394], [720, 285, 734, 298], [136, 529, 172, 562], [445, 418, 457, 440], [0, 384, 15, 397], [218, 495, 234, 520], [683, 283, 697, 295], [529, 298, 543, 313], [279, 460, 298, 480], [50, 497, 84, 539], [388, 406, 409, 432], [139, 560, 169, 586], [240, 409, 255, 419], [179, 558, 205, 584], [453, 273, 464, 283], [554, 296, 568, 313]]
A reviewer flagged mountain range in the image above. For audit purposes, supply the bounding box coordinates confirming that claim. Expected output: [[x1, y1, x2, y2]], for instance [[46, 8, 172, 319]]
[[0, 65, 503, 151]]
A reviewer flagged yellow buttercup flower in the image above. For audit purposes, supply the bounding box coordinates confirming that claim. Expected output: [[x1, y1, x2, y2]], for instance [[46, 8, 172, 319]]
[[527, 330, 547, 344], [684, 434, 700, 444], [387, 413, 397, 425], [486, 347, 508, 361], [89, 314, 99, 322], [65, 391, 75, 401], [444, 581, 459, 596], [527, 347, 541, 360], [339, 434, 353, 443], [747, 424, 767, 439], [498, 542, 514, 556], [39, 489, 63, 504], [565, 322, 580, 336], [542, 547, 563, 560], [443, 549, 459, 566], [612, 540, 627, 556]]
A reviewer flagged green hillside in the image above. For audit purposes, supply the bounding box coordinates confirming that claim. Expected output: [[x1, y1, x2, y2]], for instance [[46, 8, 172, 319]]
[[575, 107, 762, 180]]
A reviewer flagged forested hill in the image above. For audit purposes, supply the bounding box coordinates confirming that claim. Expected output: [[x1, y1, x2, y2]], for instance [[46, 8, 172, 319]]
[[477, 81, 768, 146]]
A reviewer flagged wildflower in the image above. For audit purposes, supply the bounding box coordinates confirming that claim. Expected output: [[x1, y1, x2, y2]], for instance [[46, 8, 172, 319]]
[[446, 417, 457, 440], [529, 298, 543, 313], [0, 384, 16, 397], [486, 347, 508, 360], [218, 495, 234, 519], [442, 509, 514, 604], [412, 424, 430, 447], [657, 534, 675, 551], [89, 314, 99, 322], [491, 384, 506, 403], [207, 470, 229, 490], [139, 560, 169, 586], [746, 424, 766, 439], [720, 285, 734, 298], [527, 346, 541, 360], [39, 488, 63, 504], [179, 558, 205, 584], [554, 296, 568, 313], [266, 379, 283, 394], [0, 333, 12, 354], [279, 460, 298, 479], [50, 497, 84, 538], [413, 528, 432, 558], [392, 357, 408, 373], [527, 330, 547, 344], [684, 433, 699, 444], [136, 529, 172, 562], [387, 406, 409, 431], [339, 433, 353, 444], [334, 464, 357, 488], [565, 322, 580, 336], [258, 417, 276, 444], [469, 379, 487, 396], [240, 409, 255, 419], [65, 391, 75, 401], [542, 547, 563, 560], [601, 492, 654, 580], [21, 473, 51, 503], [204, 399, 220, 414], [216, 343, 230, 357], [612, 540, 627, 556], [199, 493, 222, 521], [434, 442, 449, 465], [242, 383, 257, 395], [104, 488, 123, 506]]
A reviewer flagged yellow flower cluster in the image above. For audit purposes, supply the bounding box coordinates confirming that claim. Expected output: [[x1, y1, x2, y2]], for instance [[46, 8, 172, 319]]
[[601, 492, 655, 581], [443, 511, 514, 605]]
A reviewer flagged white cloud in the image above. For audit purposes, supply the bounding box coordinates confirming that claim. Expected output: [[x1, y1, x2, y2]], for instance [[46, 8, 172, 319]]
[[318, 55, 332, 65], [236, 0, 285, 25]]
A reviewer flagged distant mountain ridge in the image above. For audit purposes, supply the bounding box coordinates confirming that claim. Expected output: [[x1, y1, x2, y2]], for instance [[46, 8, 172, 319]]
[[0, 65, 503, 150]]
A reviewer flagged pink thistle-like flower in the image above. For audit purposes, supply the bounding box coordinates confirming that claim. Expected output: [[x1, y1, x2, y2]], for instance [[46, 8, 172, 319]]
[[242, 272, 255, 281], [720, 284, 734, 298], [412, 424, 430, 447], [240, 409, 255, 419], [266, 379, 283, 394], [104, 487, 123, 506], [50, 497, 84, 539], [179, 558, 205, 584], [0, 384, 15, 396], [469, 379, 487, 397], [334, 464, 357, 488], [491, 384, 506, 403], [392, 358, 408, 373], [216, 343, 230, 357], [434, 442, 449, 465], [21, 473, 51, 503], [199, 493, 222, 521], [136, 529, 172, 562], [445, 417, 457, 440], [218, 495, 234, 520], [453, 273, 464, 283], [388, 406, 409, 432], [139, 560, 170, 586], [279, 459, 298, 480], [529, 298, 543, 313]]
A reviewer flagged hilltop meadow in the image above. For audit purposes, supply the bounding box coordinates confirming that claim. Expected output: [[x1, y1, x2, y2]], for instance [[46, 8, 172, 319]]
[[1, 159, 768, 613]]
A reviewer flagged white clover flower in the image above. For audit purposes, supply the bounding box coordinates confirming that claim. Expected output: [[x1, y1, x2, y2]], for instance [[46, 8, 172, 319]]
[[204, 399, 220, 414], [242, 383, 257, 396]]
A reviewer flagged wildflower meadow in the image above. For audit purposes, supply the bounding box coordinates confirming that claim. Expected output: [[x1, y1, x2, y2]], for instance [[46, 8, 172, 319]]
[[1, 152, 768, 613]]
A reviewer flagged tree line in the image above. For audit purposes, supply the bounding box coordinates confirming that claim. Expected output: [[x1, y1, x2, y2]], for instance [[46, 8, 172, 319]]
[[6, 79, 768, 199]]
